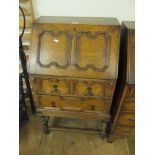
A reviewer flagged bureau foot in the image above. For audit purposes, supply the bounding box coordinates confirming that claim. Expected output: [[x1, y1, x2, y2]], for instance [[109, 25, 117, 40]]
[[107, 135, 114, 143], [42, 116, 50, 134], [100, 123, 107, 139], [43, 126, 49, 134], [100, 131, 106, 139]]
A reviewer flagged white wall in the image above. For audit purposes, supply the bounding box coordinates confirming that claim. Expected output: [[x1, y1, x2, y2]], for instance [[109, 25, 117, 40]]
[[32, 0, 135, 22]]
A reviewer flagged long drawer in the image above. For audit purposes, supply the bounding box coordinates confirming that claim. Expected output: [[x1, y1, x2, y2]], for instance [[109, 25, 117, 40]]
[[36, 95, 111, 113], [121, 99, 135, 112], [114, 125, 135, 136], [117, 113, 135, 126], [32, 77, 115, 99]]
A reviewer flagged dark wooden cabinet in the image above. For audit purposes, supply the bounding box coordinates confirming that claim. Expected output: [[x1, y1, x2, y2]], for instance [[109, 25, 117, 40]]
[[29, 16, 120, 135], [108, 21, 135, 141]]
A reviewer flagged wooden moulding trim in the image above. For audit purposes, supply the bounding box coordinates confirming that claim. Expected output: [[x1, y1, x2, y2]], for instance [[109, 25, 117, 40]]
[[30, 74, 117, 82], [37, 93, 112, 100], [74, 31, 111, 72], [37, 30, 72, 69], [36, 108, 110, 121], [127, 30, 135, 84]]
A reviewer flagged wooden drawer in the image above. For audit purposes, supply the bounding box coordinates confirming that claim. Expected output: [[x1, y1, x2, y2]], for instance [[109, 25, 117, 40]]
[[114, 126, 134, 136], [117, 113, 135, 126], [36, 78, 70, 95], [121, 99, 135, 112], [37, 95, 111, 113], [33, 77, 115, 99], [73, 80, 115, 98]]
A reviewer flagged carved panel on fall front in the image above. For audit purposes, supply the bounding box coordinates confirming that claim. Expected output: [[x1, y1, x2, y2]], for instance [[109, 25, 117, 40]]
[[37, 30, 72, 69], [74, 31, 110, 72]]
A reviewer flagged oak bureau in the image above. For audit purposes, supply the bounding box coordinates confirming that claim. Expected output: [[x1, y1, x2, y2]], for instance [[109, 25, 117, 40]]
[[29, 16, 121, 136]]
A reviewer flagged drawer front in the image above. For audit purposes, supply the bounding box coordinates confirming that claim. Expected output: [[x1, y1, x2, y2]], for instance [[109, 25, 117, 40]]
[[114, 126, 135, 136], [117, 113, 135, 126], [37, 95, 111, 113], [36, 78, 70, 95], [121, 100, 135, 112], [32, 77, 115, 99], [73, 80, 115, 98]]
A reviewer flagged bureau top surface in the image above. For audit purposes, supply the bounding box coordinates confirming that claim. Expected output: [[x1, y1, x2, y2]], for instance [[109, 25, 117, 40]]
[[34, 16, 120, 26], [122, 21, 135, 30]]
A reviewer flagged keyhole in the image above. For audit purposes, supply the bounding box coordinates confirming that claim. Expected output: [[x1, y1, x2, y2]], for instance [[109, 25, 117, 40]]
[[53, 85, 58, 92], [51, 102, 56, 107], [91, 105, 95, 111], [87, 87, 92, 96]]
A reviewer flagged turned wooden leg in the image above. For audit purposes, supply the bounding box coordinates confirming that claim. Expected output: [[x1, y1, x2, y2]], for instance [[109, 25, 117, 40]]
[[41, 116, 50, 134], [107, 135, 115, 143], [100, 122, 107, 139]]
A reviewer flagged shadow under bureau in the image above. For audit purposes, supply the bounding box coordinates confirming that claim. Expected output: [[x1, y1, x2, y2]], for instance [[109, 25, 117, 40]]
[[29, 16, 120, 136]]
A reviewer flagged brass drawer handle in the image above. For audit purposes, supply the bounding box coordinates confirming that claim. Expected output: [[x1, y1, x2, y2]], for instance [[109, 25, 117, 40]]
[[52, 84, 60, 93], [51, 101, 56, 107], [53, 84, 58, 92], [91, 105, 95, 111], [109, 81, 113, 86], [61, 107, 83, 112], [87, 86, 93, 96]]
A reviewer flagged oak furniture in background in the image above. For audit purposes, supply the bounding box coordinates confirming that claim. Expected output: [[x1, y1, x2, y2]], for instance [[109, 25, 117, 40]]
[[108, 21, 135, 142]]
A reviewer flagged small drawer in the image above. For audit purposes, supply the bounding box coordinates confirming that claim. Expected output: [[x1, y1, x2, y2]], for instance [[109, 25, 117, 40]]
[[73, 80, 115, 98], [37, 78, 70, 95], [117, 113, 135, 126], [121, 100, 135, 112], [114, 126, 135, 136], [37, 95, 111, 113]]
